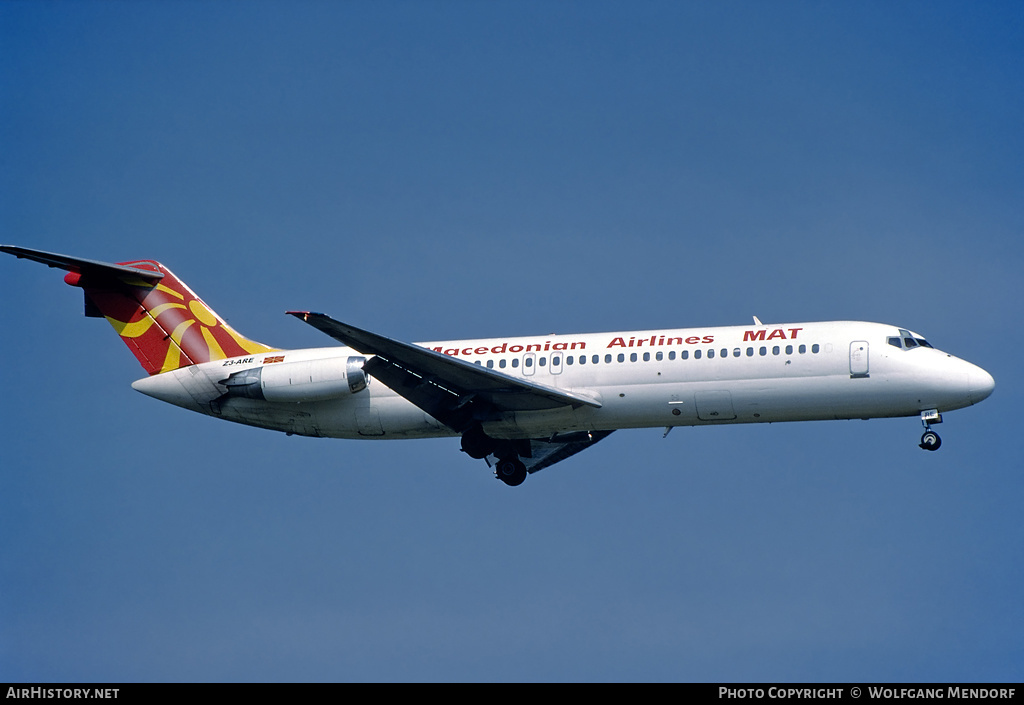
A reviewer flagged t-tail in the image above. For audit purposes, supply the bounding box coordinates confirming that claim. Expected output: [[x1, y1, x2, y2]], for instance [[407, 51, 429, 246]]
[[1, 245, 276, 374]]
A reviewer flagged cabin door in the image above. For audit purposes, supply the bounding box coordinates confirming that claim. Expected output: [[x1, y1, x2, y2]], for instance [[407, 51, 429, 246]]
[[850, 341, 869, 378]]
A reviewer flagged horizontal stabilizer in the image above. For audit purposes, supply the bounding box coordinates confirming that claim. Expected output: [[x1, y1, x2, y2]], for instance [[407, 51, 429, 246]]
[[0, 245, 164, 282]]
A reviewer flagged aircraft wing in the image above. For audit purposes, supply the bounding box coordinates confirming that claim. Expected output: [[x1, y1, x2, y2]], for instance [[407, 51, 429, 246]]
[[287, 311, 601, 433], [513, 430, 615, 475]]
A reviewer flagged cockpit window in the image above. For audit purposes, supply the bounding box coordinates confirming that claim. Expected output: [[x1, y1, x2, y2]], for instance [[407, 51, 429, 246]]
[[890, 329, 933, 350]]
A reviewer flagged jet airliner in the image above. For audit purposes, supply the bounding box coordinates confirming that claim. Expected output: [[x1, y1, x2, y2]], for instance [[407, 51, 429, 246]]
[[2, 246, 995, 486]]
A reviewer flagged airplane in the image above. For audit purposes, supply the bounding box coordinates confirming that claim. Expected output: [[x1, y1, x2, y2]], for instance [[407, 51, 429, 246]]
[[1, 245, 995, 486]]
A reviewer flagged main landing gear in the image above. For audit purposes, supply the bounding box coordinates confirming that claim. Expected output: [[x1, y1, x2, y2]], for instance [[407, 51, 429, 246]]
[[461, 426, 529, 486], [494, 457, 528, 486], [919, 409, 942, 451]]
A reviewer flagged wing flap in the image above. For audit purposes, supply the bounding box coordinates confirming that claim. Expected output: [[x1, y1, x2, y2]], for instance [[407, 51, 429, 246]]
[[512, 430, 615, 474]]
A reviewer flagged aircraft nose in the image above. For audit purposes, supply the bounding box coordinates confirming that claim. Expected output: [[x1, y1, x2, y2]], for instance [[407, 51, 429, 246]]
[[968, 366, 995, 404]]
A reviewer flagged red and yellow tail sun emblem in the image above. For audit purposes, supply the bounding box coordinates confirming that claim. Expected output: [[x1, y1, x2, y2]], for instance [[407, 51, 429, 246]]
[[77, 260, 276, 375]]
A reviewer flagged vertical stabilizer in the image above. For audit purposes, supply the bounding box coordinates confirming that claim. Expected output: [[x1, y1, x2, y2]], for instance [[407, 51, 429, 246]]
[[2, 246, 276, 374]]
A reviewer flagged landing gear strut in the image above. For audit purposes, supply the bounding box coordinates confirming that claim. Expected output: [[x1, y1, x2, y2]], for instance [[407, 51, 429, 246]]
[[919, 409, 942, 451]]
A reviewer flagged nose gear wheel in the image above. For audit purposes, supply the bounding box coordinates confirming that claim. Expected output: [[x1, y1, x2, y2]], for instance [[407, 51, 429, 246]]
[[919, 430, 941, 451]]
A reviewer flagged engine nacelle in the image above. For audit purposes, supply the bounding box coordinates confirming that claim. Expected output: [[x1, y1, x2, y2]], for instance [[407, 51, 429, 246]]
[[221, 356, 368, 402]]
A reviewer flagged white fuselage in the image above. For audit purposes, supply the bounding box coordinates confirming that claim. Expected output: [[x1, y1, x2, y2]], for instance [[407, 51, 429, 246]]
[[131, 320, 994, 441]]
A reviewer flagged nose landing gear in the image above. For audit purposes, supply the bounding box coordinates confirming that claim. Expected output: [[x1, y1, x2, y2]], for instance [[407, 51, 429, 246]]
[[919, 409, 942, 451], [919, 430, 941, 451]]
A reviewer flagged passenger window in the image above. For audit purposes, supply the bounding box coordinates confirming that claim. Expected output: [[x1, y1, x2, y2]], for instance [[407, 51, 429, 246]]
[[746, 347, 754, 357], [694, 350, 702, 360], [512, 358, 519, 368], [733, 348, 741, 357], [499, 359, 507, 368], [773, 346, 780, 355], [708, 349, 715, 359], [656, 351, 663, 361], [760, 347, 767, 356], [486, 360, 494, 368], [605, 354, 612, 363], [799, 345, 806, 354], [617, 353, 625, 363], [643, 352, 651, 362], [668, 351, 676, 360], [785, 345, 793, 355], [811, 344, 820, 353], [592, 355, 599, 364], [721, 348, 728, 358], [552, 356, 561, 366], [525, 357, 533, 367], [566, 356, 573, 366], [539, 357, 546, 366]]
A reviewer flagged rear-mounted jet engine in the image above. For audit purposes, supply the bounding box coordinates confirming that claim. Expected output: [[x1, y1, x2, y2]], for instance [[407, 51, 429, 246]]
[[220, 356, 368, 402]]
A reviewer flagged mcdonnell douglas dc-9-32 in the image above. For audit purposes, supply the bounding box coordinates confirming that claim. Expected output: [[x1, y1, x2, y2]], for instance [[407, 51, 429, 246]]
[[2, 245, 995, 486]]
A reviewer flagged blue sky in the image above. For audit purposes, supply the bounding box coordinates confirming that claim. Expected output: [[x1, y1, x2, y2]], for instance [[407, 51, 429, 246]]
[[1, 0, 1021, 682]]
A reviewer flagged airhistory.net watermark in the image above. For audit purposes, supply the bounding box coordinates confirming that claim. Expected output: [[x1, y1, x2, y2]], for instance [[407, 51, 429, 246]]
[[6, 689, 118, 699]]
